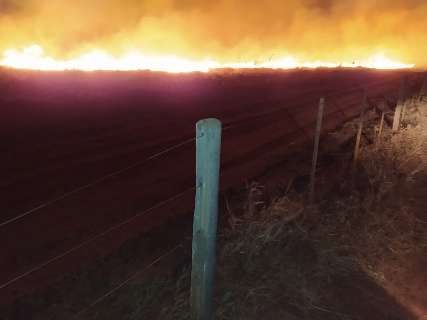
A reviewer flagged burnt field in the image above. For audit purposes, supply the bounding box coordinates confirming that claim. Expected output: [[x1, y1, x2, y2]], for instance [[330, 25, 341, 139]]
[[0, 67, 424, 302]]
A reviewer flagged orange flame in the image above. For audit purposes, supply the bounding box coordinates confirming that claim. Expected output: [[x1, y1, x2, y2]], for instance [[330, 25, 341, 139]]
[[0, 45, 415, 73]]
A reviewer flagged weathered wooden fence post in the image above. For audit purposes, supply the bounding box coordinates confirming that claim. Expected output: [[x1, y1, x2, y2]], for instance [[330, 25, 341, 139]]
[[392, 78, 406, 132], [191, 118, 222, 320], [353, 90, 367, 170], [309, 97, 325, 204], [400, 100, 408, 124], [375, 109, 385, 148], [419, 75, 427, 102], [392, 103, 403, 132]]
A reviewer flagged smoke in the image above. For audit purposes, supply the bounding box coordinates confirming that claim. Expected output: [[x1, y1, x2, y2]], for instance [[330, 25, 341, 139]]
[[0, 0, 426, 66]]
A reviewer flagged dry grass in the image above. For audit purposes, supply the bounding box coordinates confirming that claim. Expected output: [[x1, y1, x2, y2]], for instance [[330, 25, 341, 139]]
[[153, 99, 427, 320], [353, 101, 427, 281]]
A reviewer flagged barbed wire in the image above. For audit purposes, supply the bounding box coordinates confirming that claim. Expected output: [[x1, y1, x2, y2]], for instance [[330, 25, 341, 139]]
[[224, 77, 401, 130], [70, 75, 412, 319], [1, 76, 401, 231], [0, 137, 196, 229], [70, 75, 419, 319], [0, 187, 194, 290], [0, 75, 406, 293]]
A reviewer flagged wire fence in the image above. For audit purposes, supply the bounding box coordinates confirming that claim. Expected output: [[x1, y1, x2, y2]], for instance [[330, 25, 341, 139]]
[[0, 75, 402, 230], [0, 188, 194, 291], [1, 73, 425, 318], [0, 137, 196, 229]]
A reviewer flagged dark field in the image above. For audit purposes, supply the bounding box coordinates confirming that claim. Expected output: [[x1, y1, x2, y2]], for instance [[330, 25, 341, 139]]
[[0, 67, 423, 302]]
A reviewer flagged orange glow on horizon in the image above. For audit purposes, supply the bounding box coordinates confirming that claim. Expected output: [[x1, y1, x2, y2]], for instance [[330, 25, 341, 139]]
[[0, 45, 415, 73]]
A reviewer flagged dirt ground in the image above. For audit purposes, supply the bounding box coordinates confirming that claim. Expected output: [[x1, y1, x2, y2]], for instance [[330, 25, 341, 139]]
[[1, 75, 426, 319], [1, 68, 422, 304]]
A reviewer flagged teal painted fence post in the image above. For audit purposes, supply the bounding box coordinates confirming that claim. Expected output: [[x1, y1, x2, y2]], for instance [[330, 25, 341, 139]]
[[191, 118, 222, 320]]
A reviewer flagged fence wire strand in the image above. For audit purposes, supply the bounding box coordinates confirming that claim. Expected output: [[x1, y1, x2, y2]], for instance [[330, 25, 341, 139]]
[[72, 242, 185, 319], [1, 77, 400, 230], [0, 137, 196, 229], [0, 75, 410, 295], [0, 187, 194, 290]]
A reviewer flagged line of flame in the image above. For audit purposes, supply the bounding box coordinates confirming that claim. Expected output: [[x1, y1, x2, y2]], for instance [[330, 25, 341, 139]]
[[0, 45, 415, 73]]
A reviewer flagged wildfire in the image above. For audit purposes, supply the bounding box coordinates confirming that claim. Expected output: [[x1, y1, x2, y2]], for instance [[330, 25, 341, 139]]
[[0, 45, 415, 73]]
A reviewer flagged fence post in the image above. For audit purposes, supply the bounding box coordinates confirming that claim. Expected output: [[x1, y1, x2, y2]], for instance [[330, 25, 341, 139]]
[[375, 110, 385, 148], [419, 75, 427, 102], [309, 97, 325, 204], [353, 90, 367, 170], [400, 100, 408, 124], [392, 102, 403, 132], [392, 78, 406, 132], [191, 118, 222, 320]]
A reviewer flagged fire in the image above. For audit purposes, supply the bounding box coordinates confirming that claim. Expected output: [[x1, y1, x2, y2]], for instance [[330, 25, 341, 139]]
[[354, 53, 415, 70], [0, 45, 415, 73], [0, 45, 218, 73]]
